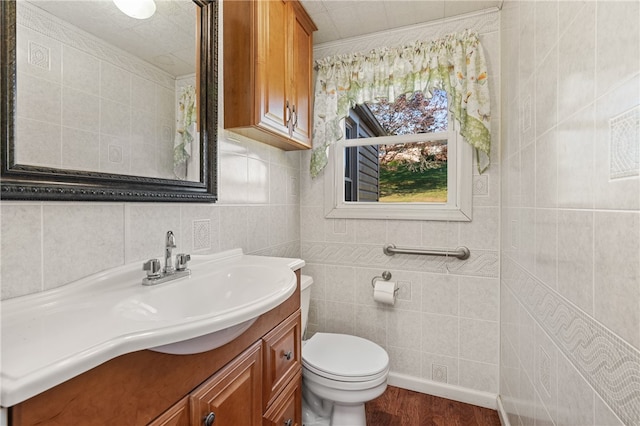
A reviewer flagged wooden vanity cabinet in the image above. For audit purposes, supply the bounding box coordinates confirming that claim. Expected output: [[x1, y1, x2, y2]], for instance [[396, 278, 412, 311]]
[[150, 316, 301, 426], [263, 371, 302, 426], [148, 327, 296, 426], [189, 341, 263, 426], [223, 0, 316, 150], [148, 397, 190, 426], [9, 272, 302, 426], [262, 309, 301, 409]]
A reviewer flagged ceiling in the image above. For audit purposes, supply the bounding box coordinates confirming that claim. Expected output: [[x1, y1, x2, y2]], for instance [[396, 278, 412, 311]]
[[25, 0, 502, 76], [299, 0, 502, 45]]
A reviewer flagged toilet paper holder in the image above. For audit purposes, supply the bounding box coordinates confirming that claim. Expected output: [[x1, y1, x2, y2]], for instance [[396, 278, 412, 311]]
[[371, 271, 399, 294]]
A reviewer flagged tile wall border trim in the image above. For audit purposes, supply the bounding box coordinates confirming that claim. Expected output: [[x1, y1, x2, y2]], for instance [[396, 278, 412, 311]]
[[302, 242, 498, 278], [502, 255, 640, 425]]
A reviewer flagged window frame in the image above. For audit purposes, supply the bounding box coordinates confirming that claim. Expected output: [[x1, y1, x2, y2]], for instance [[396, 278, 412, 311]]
[[324, 101, 473, 222]]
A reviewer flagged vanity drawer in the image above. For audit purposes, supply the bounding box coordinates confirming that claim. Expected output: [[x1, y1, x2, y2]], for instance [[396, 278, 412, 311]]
[[262, 310, 301, 409], [262, 371, 302, 426]]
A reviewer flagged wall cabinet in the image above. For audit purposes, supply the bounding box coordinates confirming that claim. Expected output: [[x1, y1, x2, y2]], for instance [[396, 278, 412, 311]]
[[223, 0, 316, 150], [9, 272, 302, 426]]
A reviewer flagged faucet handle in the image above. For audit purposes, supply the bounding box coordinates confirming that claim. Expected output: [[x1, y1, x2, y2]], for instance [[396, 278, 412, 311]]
[[143, 259, 162, 278], [175, 253, 191, 271]]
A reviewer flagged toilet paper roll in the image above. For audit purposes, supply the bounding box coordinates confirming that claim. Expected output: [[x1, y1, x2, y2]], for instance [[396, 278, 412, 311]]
[[373, 280, 397, 305]]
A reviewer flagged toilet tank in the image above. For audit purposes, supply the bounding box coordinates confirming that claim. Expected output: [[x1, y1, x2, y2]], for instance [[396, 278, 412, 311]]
[[300, 275, 313, 336]]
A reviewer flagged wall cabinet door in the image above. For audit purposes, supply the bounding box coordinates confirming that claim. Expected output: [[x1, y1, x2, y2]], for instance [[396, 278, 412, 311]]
[[287, 2, 314, 145], [223, 0, 316, 151], [258, 0, 289, 139], [190, 342, 262, 426]]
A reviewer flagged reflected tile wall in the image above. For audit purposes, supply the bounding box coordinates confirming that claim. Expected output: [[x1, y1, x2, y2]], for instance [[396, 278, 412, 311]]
[[300, 11, 502, 395], [15, 3, 183, 180], [500, 1, 640, 425]]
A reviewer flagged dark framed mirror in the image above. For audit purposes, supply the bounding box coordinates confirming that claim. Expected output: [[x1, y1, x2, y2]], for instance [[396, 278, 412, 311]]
[[1, 0, 217, 201]]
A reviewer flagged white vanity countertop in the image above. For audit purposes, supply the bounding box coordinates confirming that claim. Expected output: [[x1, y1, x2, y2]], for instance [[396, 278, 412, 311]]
[[1, 249, 304, 407]]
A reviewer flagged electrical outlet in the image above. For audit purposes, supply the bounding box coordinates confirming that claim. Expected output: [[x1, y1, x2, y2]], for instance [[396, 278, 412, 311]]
[[432, 363, 448, 383]]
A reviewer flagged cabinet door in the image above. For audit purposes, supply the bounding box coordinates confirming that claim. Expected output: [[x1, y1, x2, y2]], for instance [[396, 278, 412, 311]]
[[190, 342, 262, 426], [263, 371, 302, 426], [262, 311, 301, 409], [257, 0, 290, 137], [148, 397, 190, 426], [288, 1, 314, 147]]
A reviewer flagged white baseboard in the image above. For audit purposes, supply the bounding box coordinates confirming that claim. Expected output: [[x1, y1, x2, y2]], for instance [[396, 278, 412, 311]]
[[496, 395, 511, 426], [387, 372, 498, 410]]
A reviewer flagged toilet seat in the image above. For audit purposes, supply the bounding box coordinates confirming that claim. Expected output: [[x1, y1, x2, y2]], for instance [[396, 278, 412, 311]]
[[302, 333, 389, 382]]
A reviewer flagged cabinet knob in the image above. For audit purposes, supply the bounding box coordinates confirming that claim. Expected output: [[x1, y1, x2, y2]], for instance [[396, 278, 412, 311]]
[[283, 350, 293, 361], [284, 419, 293, 426], [203, 412, 216, 426]]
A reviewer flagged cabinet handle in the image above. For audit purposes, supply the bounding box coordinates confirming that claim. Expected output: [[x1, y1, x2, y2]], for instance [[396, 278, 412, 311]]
[[291, 104, 298, 130], [203, 412, 216, 426], [283, 350, 293, 361], [285, 101, 291, 128], [284, 419, 293, 426]]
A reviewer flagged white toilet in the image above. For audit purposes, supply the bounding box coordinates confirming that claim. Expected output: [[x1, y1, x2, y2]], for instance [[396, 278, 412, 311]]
[[300, 275, 389, 426]]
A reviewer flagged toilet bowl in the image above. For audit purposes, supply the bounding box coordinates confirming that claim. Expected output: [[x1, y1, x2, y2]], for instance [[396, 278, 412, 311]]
[[300, 275, 389, 426]]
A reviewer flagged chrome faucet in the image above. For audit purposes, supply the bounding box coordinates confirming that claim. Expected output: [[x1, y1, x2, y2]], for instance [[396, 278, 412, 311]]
[[164, 231, 176, 274], [142, 231, 191, 286]]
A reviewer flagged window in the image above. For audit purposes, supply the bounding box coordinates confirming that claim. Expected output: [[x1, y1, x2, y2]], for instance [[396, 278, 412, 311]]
[[324, 91, 472, 221]]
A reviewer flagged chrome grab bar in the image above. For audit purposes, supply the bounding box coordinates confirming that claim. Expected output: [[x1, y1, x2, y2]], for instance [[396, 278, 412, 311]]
[[383, 243, 470, 260]]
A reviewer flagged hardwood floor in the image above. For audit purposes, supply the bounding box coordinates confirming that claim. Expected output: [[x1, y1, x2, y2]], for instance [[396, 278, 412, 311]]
[[365, 386, 502, 426]]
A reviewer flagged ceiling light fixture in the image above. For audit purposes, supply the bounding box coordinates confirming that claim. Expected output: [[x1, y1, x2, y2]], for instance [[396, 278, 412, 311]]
[[113, 0, 157, 20]]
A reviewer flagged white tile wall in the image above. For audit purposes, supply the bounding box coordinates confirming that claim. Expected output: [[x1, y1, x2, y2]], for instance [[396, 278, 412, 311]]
[[10, 2, 639, 419], [0, 134, 302, 300], [1, 5, 302, 300], [300, 11, 502, 395], [500, 1, 640, 425]]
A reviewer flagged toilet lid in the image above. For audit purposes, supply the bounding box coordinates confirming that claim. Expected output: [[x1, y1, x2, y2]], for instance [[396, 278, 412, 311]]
[[302, 333, 389, 381]]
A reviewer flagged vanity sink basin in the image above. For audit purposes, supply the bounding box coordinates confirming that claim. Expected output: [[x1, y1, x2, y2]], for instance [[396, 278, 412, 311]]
[[112, 262, 295, 354], [1, 249, 304, 407], [114, 263, 291, 322]]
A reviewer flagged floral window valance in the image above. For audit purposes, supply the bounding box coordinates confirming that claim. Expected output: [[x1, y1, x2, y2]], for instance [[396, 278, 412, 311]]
[[310, 30, 491, 178]]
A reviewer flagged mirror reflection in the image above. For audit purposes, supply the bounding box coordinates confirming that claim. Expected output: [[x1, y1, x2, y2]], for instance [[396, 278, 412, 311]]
[[15, 0, 200, 181]]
